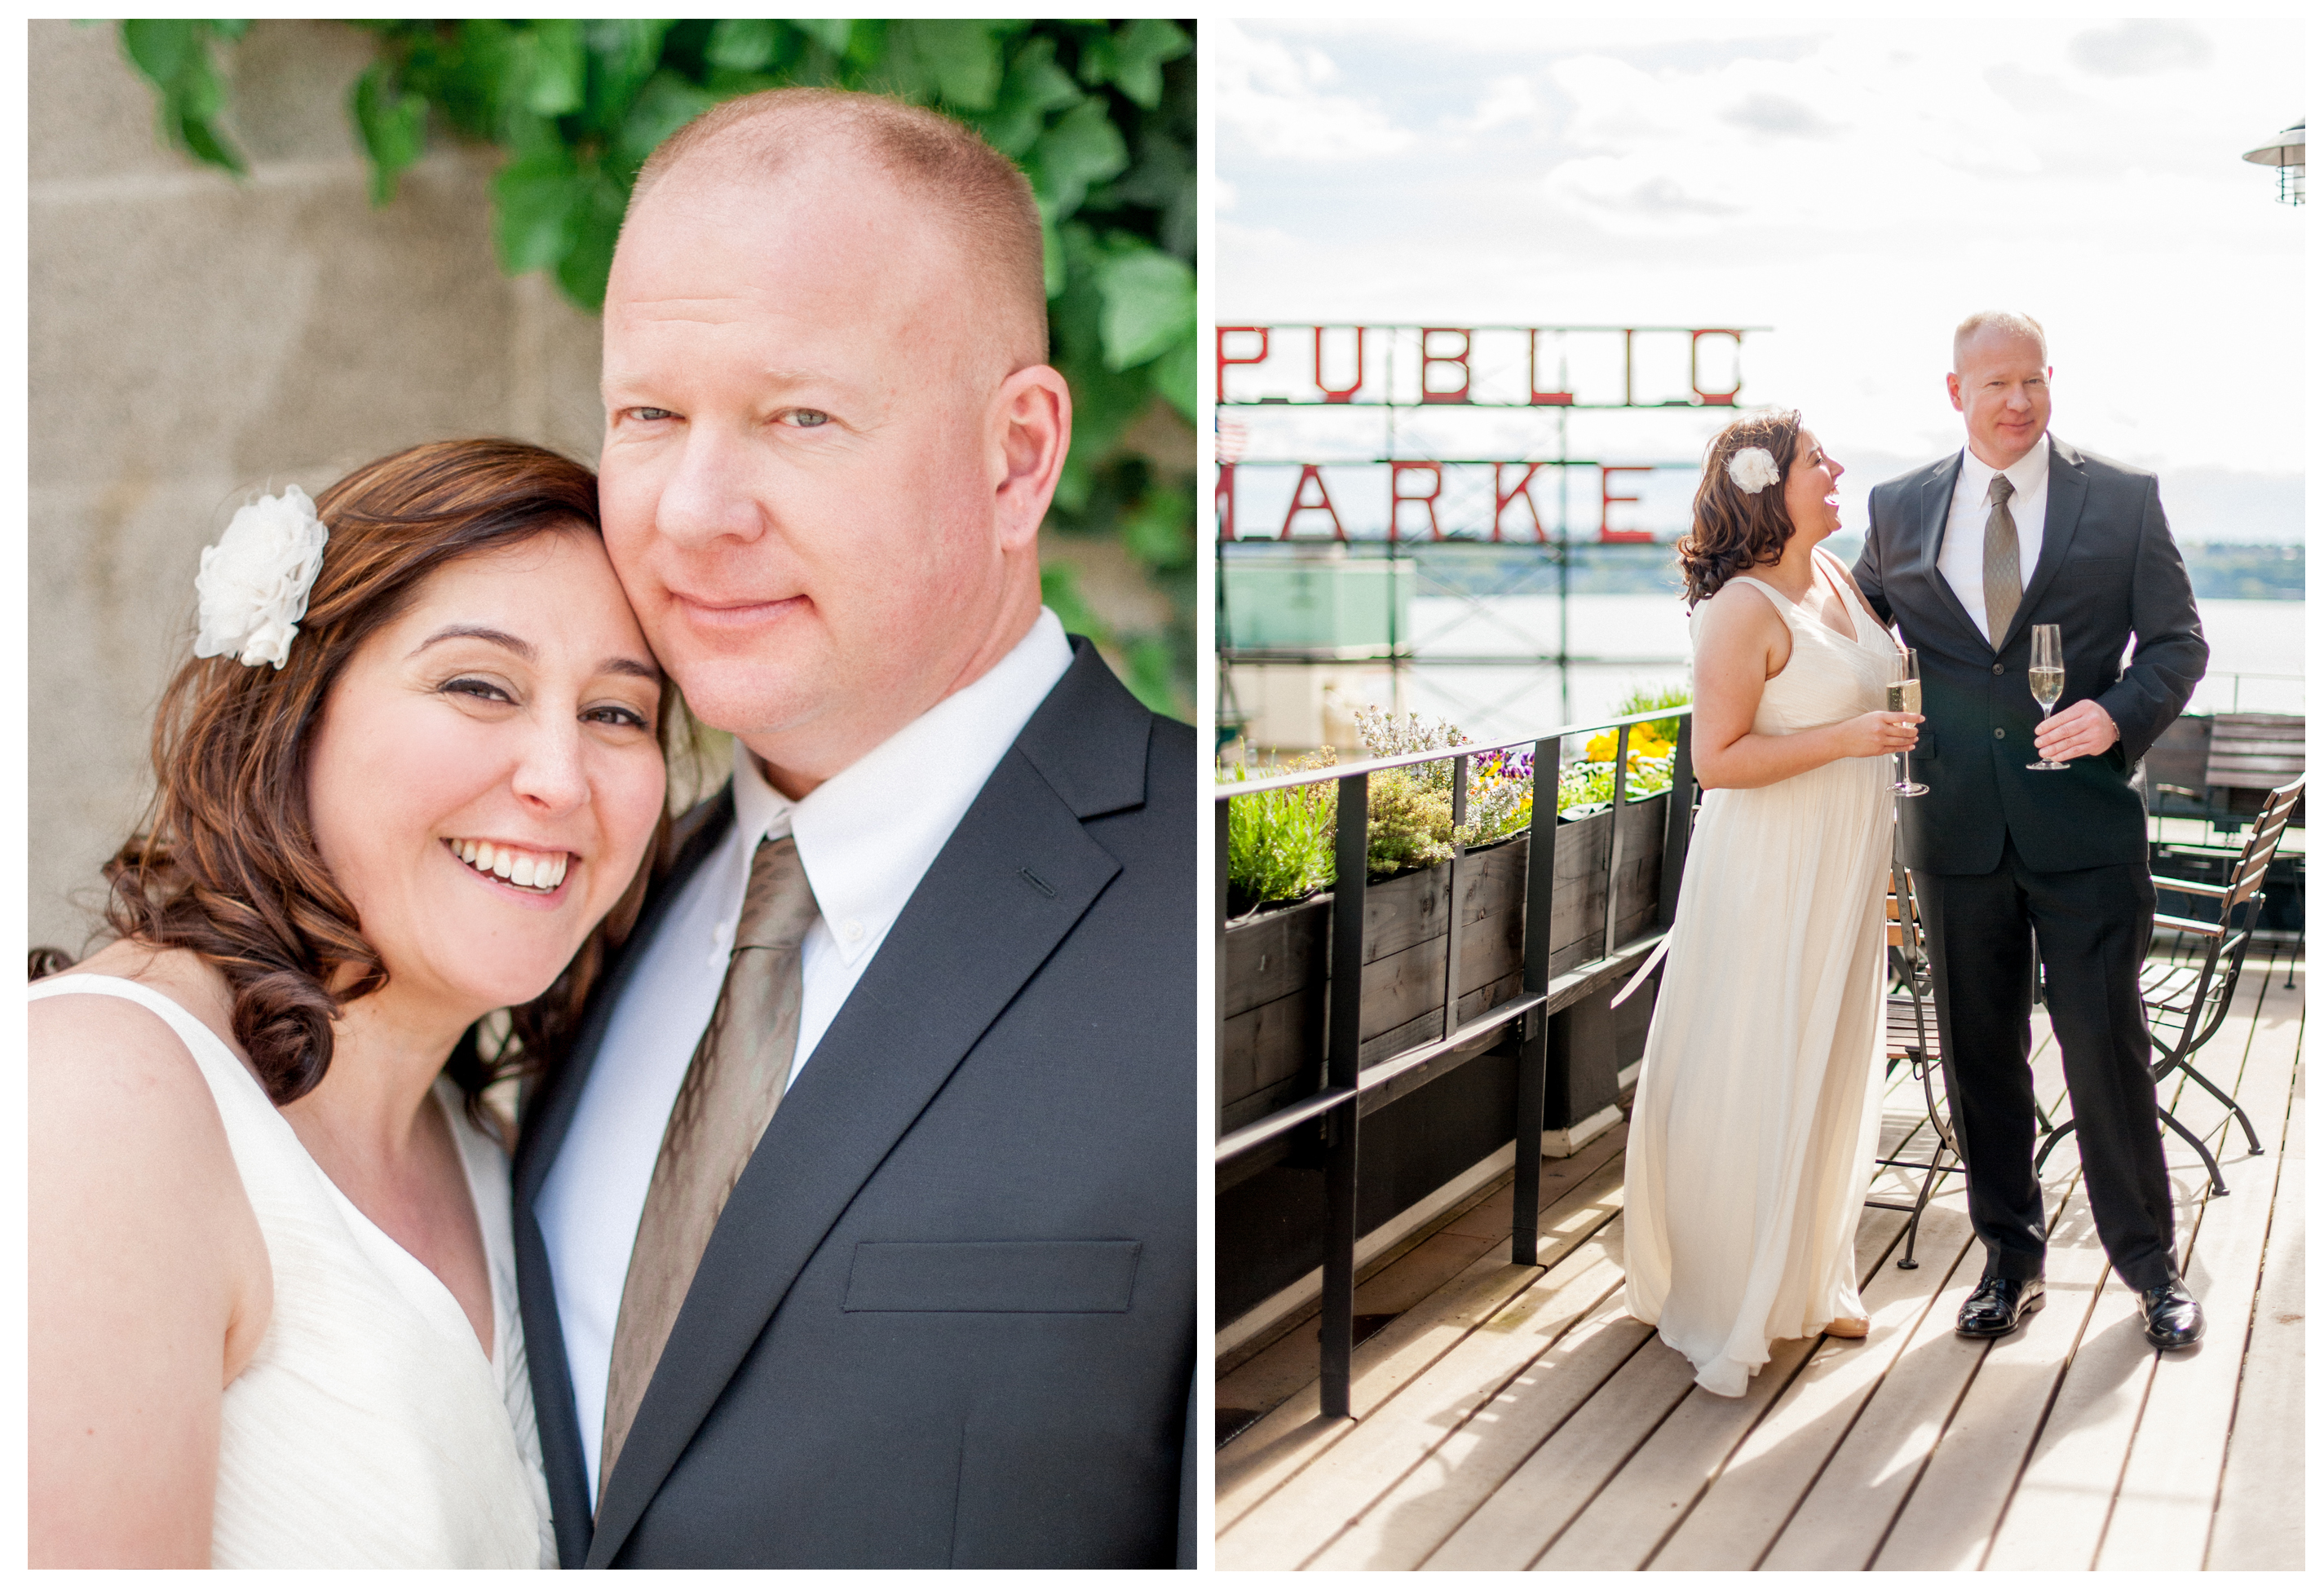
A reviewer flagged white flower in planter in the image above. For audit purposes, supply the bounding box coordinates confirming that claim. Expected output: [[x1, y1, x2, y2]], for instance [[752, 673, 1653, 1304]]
[[1726, 446, 1781, 496], [194, 486, 329, 669]]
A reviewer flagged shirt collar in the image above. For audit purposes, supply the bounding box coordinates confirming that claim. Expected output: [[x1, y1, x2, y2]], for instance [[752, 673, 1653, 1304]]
[[723, 607, 1076, 966], [1959, 432, 2051, 505]]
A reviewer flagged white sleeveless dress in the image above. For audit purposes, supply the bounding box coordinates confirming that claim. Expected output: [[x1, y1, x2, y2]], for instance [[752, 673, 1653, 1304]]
[[30, 974, 555, 1567], [1622, 549, 1898, 1397]]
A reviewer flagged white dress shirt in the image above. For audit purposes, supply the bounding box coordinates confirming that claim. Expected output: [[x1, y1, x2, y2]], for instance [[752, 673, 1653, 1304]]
[[536, 608, 1076, 1503], [1937, 435, 2052, 646]]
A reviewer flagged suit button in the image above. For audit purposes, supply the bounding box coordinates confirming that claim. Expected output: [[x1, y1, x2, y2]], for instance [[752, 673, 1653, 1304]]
[[1994, 728, 2006, 740], [1992, 663, 2005, 675]]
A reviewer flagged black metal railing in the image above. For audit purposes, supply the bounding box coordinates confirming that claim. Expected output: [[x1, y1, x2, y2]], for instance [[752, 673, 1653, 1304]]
[[1215, 705, 1696, 1419]]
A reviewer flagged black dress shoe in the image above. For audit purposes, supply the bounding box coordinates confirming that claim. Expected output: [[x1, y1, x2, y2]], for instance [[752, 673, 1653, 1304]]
[[1955, 1274, 2046, 1338], [2137, 1277, 2205, 1349]]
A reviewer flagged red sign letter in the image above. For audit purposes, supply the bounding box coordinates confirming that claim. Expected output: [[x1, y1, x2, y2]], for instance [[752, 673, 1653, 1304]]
[[1313, 325, 1365, 404], [1691, 329, 1743, 406], [1390, 462, 1444, 541], [1420, 328, 1472, 404], [1600, 465, 1654, 542], [1493, 463, 1549, 542], [1216, 325, 1269, 403], [1527, 329, 1574, 406], [1280, 465, 1346, 540]]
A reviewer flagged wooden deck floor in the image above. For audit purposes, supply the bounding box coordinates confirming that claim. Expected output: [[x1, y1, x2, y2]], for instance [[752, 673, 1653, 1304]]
[[1216, 938, 2305, 1571]]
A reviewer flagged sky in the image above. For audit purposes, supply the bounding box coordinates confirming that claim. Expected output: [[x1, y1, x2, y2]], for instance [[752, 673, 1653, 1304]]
[[1214, 15, 2307, 541]]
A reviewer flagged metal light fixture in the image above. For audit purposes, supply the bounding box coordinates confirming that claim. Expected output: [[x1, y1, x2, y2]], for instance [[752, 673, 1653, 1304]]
[[2242, 120, 2304, 205]]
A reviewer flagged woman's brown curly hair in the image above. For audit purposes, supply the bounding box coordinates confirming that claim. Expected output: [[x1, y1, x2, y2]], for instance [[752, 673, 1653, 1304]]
[[47, 438, 674, 1113], [1675, 409, 1805, 607]]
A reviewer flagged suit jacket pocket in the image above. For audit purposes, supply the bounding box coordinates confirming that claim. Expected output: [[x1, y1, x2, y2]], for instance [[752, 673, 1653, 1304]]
[[842, 1239, 1142, 1313]]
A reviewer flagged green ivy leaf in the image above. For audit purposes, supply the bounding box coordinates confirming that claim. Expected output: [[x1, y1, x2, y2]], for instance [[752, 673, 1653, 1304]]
[[1121, 483, 1195, 571], [492, 149, 583, 276], [521, 19, 586, 117], [705, 18, 780, 73], [1038, 562, 1112, 647], [1093, 242, 1194, 373], [793, 19, 854, 59], [1105, 20, 1191, 111], [121, 18, 199, 84], [1146, 325, 1198, 423], [554, 166, 632, 311], [898, 20, 1006, 112], [1027, 95, 1128, 219], [120, 20, 247, 175], [616, 68, 718, 178], [351, 63, 429, 205]]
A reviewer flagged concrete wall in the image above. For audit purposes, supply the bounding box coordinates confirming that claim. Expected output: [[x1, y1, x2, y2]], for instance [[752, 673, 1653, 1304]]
[[29, 20, 1174, 953]]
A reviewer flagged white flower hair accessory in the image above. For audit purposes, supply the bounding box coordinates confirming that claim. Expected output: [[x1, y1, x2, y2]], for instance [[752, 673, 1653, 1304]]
[[193, 485, 329, 669], [1726, 446, 1782, 496]]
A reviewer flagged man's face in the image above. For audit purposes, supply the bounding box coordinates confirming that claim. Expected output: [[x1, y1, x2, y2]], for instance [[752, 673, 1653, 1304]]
[[598, 159, 1019, 785], [1947, 330, 2052, 470]]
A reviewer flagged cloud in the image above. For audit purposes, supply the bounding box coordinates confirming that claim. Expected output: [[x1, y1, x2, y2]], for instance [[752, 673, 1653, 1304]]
[[2067, 20, 2214, 77], [1720, 91, 1840, 138], [1460, 74, 1541, 135], [1214, 21, 1413, 163]]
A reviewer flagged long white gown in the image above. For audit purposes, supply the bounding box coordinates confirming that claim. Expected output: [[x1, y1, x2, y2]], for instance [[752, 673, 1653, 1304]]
[[30, 973, 555, 1567], [1622, 548, 1897, 1397]]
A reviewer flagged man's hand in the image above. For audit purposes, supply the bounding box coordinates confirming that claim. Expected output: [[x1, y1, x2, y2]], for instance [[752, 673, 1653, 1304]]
[[2035, 698, 2119, 762]]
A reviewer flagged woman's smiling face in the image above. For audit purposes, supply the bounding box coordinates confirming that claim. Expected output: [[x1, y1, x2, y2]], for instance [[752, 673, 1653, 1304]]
[[1783, 428, 1845, 542], [303, 528, 668, 1027]]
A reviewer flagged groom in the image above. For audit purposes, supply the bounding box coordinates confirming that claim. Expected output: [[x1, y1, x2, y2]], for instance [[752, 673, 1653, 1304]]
[[512, 91, 1193, 1566], [1854, 311, 2207, 1350]]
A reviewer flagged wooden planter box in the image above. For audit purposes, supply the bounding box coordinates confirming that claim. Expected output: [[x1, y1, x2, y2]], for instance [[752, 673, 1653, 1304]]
[[1219, 791, 1672, 1159]]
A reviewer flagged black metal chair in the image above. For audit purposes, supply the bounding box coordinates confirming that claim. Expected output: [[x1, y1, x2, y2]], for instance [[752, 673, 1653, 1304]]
[[2039, 776, 2304, 1196], [1869, 860, 1963, 1270]]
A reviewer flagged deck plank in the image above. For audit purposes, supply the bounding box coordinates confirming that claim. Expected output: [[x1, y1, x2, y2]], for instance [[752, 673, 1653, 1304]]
[[1217, 1229, 1629, 1568], [1217, 1146, 1627, 1528], [2207, 1045, 2304, 1571], [1978, 962, 2270, 1570], [1644, 1202, 1976, 1570], [1449, 1204, 1919, 1571], [1305, 1288, 1651, 1569], [2096, 948, 2304, 1569], [1213, 953, 2300, 1573]]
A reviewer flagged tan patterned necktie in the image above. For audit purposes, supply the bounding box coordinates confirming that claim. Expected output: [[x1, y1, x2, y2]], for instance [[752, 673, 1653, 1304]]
[[1982, 472, 2021, 643], [599, 833, 820, 1501]]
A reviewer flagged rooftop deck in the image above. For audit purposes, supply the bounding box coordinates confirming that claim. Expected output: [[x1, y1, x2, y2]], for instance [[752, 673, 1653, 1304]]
[[1216, 936, 2304, 1571]]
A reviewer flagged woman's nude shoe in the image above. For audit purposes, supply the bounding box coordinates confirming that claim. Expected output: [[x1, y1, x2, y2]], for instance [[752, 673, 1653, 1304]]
[[1825, 1316, 1871, 1338]]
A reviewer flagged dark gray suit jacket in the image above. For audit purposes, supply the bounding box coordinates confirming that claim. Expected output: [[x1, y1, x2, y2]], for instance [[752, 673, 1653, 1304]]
[[513, 640, 1195, 1567], [1853, 436, 2206, 875]]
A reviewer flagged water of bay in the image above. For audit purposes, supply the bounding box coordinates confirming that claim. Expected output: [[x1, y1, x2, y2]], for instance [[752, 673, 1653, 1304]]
[[1398, 594, 2304, 744]]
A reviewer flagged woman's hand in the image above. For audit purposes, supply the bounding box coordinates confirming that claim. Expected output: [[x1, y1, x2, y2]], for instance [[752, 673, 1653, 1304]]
[[1833, 709, 1922, 760]]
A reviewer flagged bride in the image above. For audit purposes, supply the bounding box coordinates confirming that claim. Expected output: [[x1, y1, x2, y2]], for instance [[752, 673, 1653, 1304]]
[[1622, 411, 1921, 1397], [29, 439, 672, 1566]]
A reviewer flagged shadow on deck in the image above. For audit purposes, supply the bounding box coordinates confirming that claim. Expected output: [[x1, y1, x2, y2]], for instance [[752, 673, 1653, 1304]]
[[1216, 939, 2305, 1571]]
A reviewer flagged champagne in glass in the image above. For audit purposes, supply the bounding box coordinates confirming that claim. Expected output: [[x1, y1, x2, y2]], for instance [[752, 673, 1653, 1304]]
[[2028, 624, 2069, 770], [1889, 647, 1927, 796]]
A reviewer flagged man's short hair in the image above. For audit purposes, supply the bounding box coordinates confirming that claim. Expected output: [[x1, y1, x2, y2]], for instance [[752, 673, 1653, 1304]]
[[630, 87, 1049, 369], [1953, 310, 2048, 372]]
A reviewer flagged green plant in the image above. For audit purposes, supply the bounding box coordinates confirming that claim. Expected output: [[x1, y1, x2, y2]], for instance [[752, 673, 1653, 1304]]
[[1363, 769, 1454, 877], [1220, 755, 1337, 915], [1614, 682, 1692, 744], [117, 18, 1195, 718]]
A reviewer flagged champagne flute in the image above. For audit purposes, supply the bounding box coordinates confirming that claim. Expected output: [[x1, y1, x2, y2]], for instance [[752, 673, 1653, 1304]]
[[2027, 624, 2069, 771], [1888, 647, 1927, 796]]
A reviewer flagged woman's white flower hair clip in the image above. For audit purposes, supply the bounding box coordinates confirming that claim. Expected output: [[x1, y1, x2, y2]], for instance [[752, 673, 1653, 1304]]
[[1725, 446, 1782, 496], [193, 485, 329, 670]]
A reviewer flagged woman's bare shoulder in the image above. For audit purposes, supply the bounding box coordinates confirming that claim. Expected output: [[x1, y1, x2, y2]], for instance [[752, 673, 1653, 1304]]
[[30, 946, 255, 1242]]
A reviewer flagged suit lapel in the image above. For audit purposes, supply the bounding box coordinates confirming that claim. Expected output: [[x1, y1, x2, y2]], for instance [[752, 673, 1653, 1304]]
[[586, 645, 1149, 1566], [1995, 435, 2088, 655], [513, 787, 734, 1565], [1906, 453, 1985, 651]]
